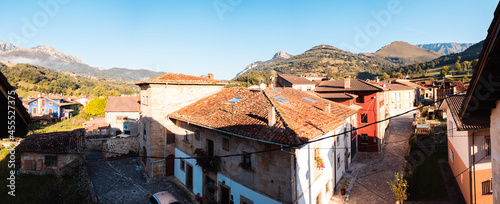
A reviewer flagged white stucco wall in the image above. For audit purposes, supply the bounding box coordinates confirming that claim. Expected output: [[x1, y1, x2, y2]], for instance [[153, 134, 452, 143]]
[[217, 174, 281, 204], [490, 101, 500, 203], [447, 108, 471, 166], [295, 116, 353, 204], [174, 148, 204, 196]]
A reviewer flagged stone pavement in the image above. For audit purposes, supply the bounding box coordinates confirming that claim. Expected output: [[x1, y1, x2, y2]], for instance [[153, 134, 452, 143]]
[[331, 111, 415, 204], [86, 157, 196, 204]]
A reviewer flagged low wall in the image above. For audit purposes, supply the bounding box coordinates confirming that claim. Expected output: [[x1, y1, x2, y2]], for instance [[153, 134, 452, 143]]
[[86, 136, 139, 159]]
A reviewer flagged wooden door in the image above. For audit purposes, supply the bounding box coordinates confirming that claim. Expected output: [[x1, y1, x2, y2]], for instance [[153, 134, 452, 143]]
[[166, 155, 174, 176], [220, 185, 230, 204], [186, 164, 193, 191]]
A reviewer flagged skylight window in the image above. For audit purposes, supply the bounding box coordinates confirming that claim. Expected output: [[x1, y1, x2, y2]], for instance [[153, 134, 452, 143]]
[[228, 97, 243, 103], [273, 90, 281, 94], [272, 96, 288, 102], [303, 97, 316, 102]]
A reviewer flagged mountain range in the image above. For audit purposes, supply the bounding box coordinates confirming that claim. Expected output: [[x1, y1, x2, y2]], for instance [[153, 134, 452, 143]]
[[416, 42, 474, 55], [0, 40, 164, 82]]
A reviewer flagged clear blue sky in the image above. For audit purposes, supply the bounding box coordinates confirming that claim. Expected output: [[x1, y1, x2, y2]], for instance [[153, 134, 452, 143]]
[[0, 0, 498, 80]]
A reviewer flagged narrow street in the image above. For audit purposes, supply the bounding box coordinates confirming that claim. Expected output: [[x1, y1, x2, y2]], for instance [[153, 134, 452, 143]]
[[340, 111, 414, 204]]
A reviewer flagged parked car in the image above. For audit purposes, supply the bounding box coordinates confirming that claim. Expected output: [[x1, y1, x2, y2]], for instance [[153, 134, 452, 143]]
[[149, 191, 180, 204]]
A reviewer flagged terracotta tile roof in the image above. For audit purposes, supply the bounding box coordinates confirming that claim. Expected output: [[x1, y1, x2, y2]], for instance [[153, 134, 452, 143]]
[[386, 84, 416, 91], [135, 73, 227, 85], [26, 96, 80, 107], [16, 129, 86, 153], [278, 74, 317, 85], [442, 95, 489, 130], [168, 88, 357, 145], [316, 93, 358, 99], [451, 81, 468, 93], [105, 96, 140, 112], [315, 79, 383, 93]]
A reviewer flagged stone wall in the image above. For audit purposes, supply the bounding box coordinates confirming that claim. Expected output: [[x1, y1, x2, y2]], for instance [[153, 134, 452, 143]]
[[20, 152, 81, 175], [86, 136, 139, 159]]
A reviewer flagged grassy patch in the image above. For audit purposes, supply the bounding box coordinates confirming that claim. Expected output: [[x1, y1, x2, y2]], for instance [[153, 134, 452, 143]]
[[407, 152, 448, 201], [29, 114, 87, 134], [0, 150, 89, 203]]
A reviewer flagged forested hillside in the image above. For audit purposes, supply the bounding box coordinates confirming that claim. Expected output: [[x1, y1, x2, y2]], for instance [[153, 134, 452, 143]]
[[0, 62, 139, 97]]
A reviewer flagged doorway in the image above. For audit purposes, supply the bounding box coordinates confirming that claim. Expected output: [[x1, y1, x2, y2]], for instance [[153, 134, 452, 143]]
[[220, 184, 231, 204], [186, 164, 193, 191], [166, 155, 174, 176]]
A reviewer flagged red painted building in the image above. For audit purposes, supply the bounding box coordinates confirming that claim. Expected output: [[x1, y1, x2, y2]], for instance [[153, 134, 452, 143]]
[[315, 76, 389, 152]]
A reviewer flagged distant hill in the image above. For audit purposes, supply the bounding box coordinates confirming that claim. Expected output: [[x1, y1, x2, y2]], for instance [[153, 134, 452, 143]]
[[0, 62, 139, 97], [235, 45, 397, 80], [373, 41, 442, 65], [416, 42, 473, 55], [399, 40, 483, 73], [0, 40, 164, 82]]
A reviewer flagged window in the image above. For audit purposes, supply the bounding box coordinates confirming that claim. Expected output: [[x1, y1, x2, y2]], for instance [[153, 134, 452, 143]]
[[49, 102, 53, 105], [356, 96, 364, 104], [337, 155, 341, 169], [361, 134, 368, 143], [124, 130, 131, 135], [45, 155, 58, 167], [117, 116, 128, 123], [482, 179, 493, 195], [33, 101, 37, 105], [449, 148, 454, 163], [41, 108, 45, 113], [48, 109, 52, 115], [207, 139, 214, 157], [405, 92, 410, 99], [486, 137, 491, 157], [184, 131, 189, 143], [143, 121, 148, 140], [360, 113, 368, 124], [33, 108, 37, 113], [240, 195, 254, 204], [180, 159, 185, 172], [41, 100, 45, 106], [314, 148, 319, 158], [167, 133, 175, 144], [242, 154, 251, 168], [142, 95, 149, 105], [222, 138, 230, 151], [325, 181, 331, 194]]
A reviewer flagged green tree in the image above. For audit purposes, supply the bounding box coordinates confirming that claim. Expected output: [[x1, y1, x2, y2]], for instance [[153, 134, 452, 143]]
[[380, 72, 390, 80], [441, 66, 450, 76], [93, 86, 106, 97], [84, 97, 107, 118], [389, 172, 408, 203], [455, 61, 463, 72]]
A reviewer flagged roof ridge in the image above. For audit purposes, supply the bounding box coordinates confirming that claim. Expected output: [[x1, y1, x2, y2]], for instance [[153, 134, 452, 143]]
[[357, 79, 383, 91], [262, 89, 301, 145]]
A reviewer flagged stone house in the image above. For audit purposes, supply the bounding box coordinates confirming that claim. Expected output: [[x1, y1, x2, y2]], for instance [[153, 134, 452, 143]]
[[168, 87, 357, 204], [439, 96, 492, 203], [276, 74, 317, 91], [16, 129, 86, 175], [82, 117, 110, 138], [135, 73, 227, 179], [104, 96, 140, 136]]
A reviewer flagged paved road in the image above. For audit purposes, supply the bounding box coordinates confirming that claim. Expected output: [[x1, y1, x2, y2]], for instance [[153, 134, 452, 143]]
[[335, 111, 414, 204], [86, 158, 196, 204]]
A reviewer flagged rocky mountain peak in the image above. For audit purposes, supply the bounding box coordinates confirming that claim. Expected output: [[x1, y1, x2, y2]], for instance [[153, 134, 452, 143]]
[[273, 51, 292, 59], [0, 40, 18, 52]]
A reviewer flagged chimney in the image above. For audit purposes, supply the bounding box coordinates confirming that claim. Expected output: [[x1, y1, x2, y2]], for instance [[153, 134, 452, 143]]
[[344, 76, 351, 89], [324, 102, 331, 114], [268, 107, 276, 127], [208, 73, 214, 79]]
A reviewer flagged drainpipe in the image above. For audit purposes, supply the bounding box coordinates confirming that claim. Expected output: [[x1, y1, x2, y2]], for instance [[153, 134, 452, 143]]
[[334, 139, 337, 189], [472, 132, 477, 204]]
